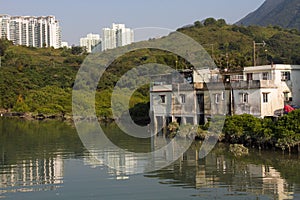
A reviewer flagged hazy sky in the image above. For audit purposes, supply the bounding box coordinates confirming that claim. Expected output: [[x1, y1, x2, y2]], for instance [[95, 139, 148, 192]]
[[0, 0, 265, 45]]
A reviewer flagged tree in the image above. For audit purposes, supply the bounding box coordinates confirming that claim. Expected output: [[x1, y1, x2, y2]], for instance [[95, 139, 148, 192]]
[[13, 94, 29, 112], [203, 18, 217, 26], [216, 19, 227, 27], [275, 110, 300, 154], [71, 46, 85, 55], [223, 114, 262, 145], [0, 39, 12, 56], [194, 21, 203, 28]]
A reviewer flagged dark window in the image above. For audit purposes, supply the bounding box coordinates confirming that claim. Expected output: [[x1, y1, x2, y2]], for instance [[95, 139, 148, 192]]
[[283, 92, 289, 101], [240, 93, 248, 103], [180, 94, 186, 104], [247, 73, 253, 81], [281, 71, 290, 81], [262, 72, 269, 80], [263, 93, 268, 103], [160, 95, 166, 103], [243, 93, 248, 103]]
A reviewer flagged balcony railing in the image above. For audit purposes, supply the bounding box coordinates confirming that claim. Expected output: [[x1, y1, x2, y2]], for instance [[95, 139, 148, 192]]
[[230, 80, 276, 89]]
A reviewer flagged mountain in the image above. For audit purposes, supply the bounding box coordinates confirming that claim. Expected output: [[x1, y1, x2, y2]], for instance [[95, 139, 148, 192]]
[[237, 0, 300, 30]]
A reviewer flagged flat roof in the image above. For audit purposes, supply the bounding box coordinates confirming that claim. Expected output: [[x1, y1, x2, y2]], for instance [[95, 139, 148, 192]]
[[244, 64, 300, 72]]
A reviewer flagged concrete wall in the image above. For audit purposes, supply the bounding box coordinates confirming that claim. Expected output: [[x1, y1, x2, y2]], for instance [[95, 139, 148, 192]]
[[233, 89, 261, 116], [260, 88, 283, 117], [290, 66, 300, 106]]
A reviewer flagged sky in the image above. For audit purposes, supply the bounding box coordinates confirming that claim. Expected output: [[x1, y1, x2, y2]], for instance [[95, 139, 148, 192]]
[[0, 0, 265, 45]]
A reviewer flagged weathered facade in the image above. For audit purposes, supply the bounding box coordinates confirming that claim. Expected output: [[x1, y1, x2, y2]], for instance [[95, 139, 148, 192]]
[[231, 64, 300, 117], [150, 64, 300, 129]]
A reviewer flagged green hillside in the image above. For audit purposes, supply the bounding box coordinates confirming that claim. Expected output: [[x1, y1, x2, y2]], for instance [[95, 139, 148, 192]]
[[178, 18, 300, 68], [0, 18, 300, 119]]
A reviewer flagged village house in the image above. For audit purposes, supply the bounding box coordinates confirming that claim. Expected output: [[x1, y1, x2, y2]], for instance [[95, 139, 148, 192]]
[[150, 64, 300, 130]]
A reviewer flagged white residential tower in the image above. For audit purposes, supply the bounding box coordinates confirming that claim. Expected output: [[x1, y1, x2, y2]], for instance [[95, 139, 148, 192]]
[[0, 14, 62, 48], [80, 33, 101, 53], [102, 23, 134, 51]]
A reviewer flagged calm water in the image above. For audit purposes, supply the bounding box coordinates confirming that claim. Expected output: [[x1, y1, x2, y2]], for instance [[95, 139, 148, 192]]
[[1, 118, 300, 200]]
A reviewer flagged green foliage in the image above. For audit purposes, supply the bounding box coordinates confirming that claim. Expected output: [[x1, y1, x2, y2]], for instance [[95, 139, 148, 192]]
[[25, 86, 72, 115], [229, 144, 249, 157], [129, 102, 150, 125], [0, 39, 12, 56], [221, 111, 300, 153], [223, 114, 262, 144], [275, 110, 300, 153], [178, 18, 300, 67], [167, 122, 179, 138], [204, 18, 217, 26], [194, 21, 203, 28], [71, 46, 85, 55]]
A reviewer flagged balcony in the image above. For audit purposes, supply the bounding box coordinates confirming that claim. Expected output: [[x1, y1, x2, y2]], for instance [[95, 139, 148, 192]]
[[230, 80, 276, 89]]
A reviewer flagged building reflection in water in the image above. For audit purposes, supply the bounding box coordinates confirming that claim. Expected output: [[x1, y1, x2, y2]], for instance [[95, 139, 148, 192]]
[[0, 156, 63, 197], [0, 130, 294, 200], [155, 146, 295, 200], [84, 151, 138, 180], [83, 135, 295, 200]]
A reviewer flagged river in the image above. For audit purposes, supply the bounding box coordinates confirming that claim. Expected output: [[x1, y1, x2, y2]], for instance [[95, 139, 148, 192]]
[[0, 118, 300, 200]]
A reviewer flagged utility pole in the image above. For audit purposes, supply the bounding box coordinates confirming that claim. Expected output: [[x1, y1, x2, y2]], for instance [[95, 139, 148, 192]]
[[210, 44, 214, 60], [226, 53, 229, 68], [202, 43, 214, 60], [253, 41, 266, 66]]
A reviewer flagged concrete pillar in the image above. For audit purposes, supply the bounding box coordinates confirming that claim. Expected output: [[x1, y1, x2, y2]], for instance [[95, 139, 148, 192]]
[[193, 115, 198, 125], [162, 116, 167, 136], [182, 117, 187, 125], [153, 115, 158, 136], [172, 115, 176, 123]]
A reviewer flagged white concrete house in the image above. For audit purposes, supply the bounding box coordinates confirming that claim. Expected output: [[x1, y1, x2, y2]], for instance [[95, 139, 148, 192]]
[[232, 64, 300, 117]]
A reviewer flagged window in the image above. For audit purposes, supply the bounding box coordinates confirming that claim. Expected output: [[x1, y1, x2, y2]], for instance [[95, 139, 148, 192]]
[[283, 92, 289, 101], [180, 94, 186, 104], [215, 94, 220, 104], [281, 71, 290, 81], [263, 93, 269, 103], [243, 93, 248, 103], [221, 91, 225, 100], [247, 73, 253, 81], [262, 72, 269, 80], [240, 93, 248, 103], [160, 95, 166, 103], [185, 76, 193, 84]]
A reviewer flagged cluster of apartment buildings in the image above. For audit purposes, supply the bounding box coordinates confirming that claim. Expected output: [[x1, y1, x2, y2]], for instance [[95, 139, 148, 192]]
[[80, 23, 134, 53], [0, 14, 134, 52], [0, 14, 61, 49], [150, 64, 300, 127]]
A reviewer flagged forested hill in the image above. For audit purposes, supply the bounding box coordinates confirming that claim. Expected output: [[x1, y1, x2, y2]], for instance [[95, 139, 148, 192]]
[[0, 18, 300, 118], [237, 0, 300, 30], [177, 18, 300, 68]]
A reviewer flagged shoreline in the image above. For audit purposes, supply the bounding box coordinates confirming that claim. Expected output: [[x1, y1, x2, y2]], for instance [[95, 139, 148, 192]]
[[1, 111, 300, 155], [0, 111, 116, 124]]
